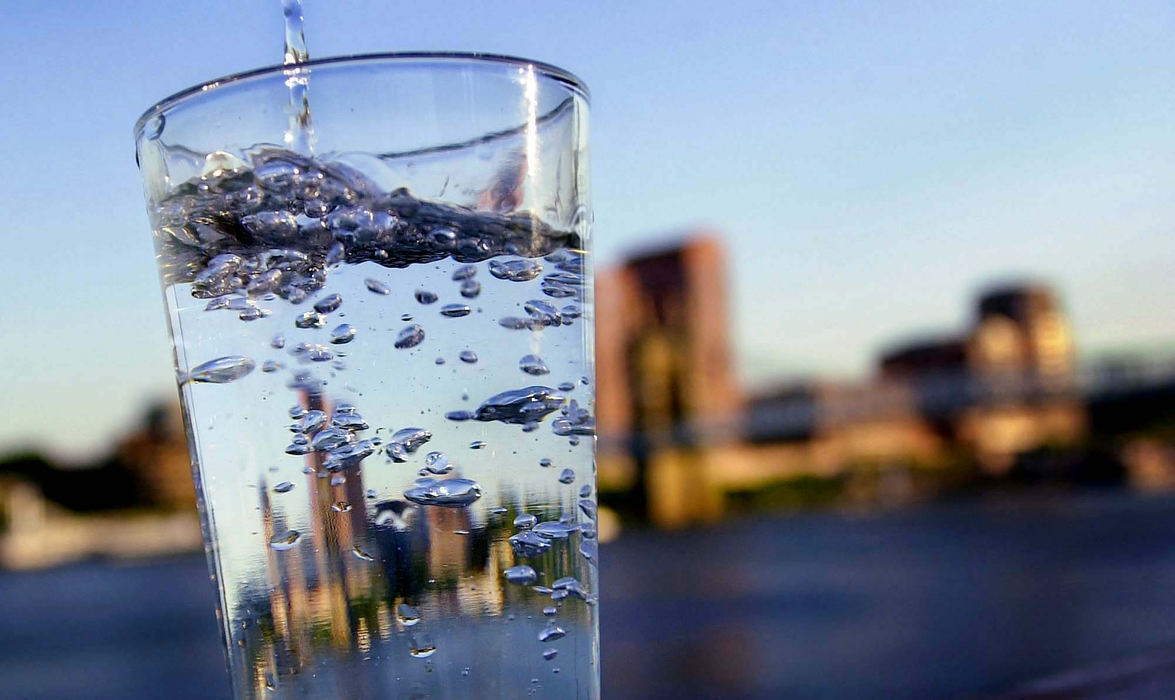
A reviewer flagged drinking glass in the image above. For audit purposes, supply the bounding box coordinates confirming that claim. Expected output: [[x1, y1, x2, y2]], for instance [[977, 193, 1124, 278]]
[[134, 53, 596, 698]]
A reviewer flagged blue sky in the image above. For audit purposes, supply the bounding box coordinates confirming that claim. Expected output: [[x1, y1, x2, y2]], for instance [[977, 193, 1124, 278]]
[[1, 0, 1173, 459]]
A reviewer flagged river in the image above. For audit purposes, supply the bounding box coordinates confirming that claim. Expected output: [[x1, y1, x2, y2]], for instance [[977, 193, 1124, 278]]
[[2, 489, 1174, 698]]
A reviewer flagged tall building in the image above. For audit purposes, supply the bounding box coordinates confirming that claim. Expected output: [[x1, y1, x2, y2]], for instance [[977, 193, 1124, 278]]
[[879, 282, 1085, 471], [116, 402, 195, 510], [595, 234, 742, 525]]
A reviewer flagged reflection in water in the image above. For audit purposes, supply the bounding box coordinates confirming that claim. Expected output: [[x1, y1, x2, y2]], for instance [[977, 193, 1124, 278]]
[[227, 391, 598, 697]]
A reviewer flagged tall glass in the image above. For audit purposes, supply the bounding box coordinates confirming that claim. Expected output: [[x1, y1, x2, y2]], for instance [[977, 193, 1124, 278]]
[[134, 54, 596, 698]]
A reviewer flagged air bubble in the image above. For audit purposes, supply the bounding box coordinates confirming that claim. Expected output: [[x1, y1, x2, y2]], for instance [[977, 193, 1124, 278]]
[[329, 324, 356, 344], [403, 478, 482, 507], [313, 293, 342, 313], [394, 324, 425, 349], [440, 304, 472, 318], [503, 565, 537, 586], [365, 278, 390, 295], [269, 530, 301, 550], [185, 356, 255, 384], [519, 355, 550, 376]]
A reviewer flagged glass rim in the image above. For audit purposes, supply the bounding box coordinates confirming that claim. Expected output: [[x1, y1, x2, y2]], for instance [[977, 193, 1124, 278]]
[[133, 51, 590, 138]]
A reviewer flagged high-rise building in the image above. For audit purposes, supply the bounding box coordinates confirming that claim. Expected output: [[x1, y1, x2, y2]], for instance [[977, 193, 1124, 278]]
[[595, 234, 742, 525]]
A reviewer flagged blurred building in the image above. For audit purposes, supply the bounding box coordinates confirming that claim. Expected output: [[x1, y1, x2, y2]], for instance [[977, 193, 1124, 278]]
[[596, 235, 743, 526], [879, 283, 1085, 472], [596, 237, 1095, 525], [116, 402, 196, 510]]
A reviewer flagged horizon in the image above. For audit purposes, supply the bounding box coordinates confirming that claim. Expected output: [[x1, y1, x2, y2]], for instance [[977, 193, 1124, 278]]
[[0, 0, 1172, 461]]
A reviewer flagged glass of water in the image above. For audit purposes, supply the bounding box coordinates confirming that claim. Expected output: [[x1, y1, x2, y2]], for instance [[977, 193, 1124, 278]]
[[134, 54, 596, 698]]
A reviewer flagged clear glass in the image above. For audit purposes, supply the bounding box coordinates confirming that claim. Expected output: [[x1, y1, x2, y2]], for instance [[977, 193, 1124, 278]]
[[134, 54, 596, 699]]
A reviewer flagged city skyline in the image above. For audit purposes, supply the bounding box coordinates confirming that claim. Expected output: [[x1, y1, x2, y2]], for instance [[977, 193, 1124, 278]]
[[1, 0, 1173, 460]]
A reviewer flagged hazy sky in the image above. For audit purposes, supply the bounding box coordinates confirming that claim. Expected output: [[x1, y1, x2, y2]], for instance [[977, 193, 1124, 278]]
[[1, 0, 1173, 460]]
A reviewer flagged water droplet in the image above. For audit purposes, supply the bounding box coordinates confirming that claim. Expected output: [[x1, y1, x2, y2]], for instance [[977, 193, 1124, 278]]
[[503, 565, 537, 586], [519, 355, 550, 376], [389, 427, 431, 456], [423, 451, 454, 475], [579, 484, 592, 498], [332, 500, 352, 512], [331, 410, 367, 430], [579, 538, 598, 563], [537, 623, 566, 643], [329, 323, 356, 344], [458, 350, 478, 364], [440, 303, 471, 318], [414, 289, 438, 304], [311, 427, 348, 451], [469, 440, 487, 450], [557, 382, 575, 392], [294, 311, 325, 329], [313, 293, 342, 313], [459, 280, 481, 298], [579, 499, 597, 520], [539, 458, 552, 468], [394, 324, 425, 349], [434, 357, 446, 365], [542, 648, 559, 661], [513, 513, 537, 530], [558, 469, 575, 485], [403, 478, 482, 507], [542, 606, 557, 617], [445, 410, 474, 421], [549, 573, 587, 601], [271, 334, 286, 349], [274, 481, 294, 493], [262, 360, 284, 373], [541, 271, 584, 300], [365, 278, 390, 295], [489, 259, 543, 282], [508, 530, 552, 558], [397, 603, 420, 626], [308, 345, 334, 362], [289, 405, 306, 418], [452, 264, 477, 280], [269, 530, 301, 550], [239, 307, 268, 322], [353, 545, 374, 561], [297, 409, 327, 433], [409, 642, 437, 659], [330, 474, 346, 486], [473, 386, 564, 424], [524, 299, 562, 327], [186, 356, 255, 384], [366, 489, 377, 499], [533, 521, 577, 539], [285, 442, 313, 455]]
